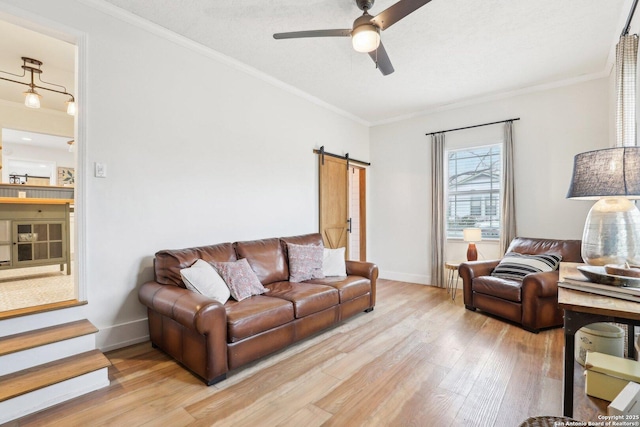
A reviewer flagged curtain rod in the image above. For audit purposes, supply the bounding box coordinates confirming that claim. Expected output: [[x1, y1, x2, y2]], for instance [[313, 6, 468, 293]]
[[425, 118, 520, 137], [313, 146, 371, 166], [622, 0, 639, 36]]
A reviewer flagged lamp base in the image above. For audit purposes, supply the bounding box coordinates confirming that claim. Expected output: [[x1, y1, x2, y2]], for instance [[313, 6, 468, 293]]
[[467, 243, 478, 262], [582, 198, 640, 266]]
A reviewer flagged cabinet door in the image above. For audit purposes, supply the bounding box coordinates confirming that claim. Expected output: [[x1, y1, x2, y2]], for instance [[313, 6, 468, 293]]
[[14, 221, 66, 265]]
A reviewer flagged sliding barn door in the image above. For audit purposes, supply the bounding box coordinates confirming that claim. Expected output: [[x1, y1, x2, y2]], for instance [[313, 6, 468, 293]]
[[319, 155, 349, 257]]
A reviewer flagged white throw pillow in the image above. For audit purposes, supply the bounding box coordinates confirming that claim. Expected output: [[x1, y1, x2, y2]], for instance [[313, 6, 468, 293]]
[[180, 259, 230, 304], [323, 247, 347, 277]]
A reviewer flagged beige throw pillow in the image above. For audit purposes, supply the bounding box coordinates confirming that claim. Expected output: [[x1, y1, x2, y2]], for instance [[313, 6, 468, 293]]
[[323, 247, 347, 277], [180, 259, 230, 304]]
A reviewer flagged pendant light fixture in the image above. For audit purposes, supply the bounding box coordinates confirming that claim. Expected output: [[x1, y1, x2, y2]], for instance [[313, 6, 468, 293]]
[[0, 57, 75, 116]]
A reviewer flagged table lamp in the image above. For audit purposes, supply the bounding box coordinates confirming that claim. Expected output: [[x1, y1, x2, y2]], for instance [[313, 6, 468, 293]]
[[463, 228, 482, 261], [566, 147, 640, 266]]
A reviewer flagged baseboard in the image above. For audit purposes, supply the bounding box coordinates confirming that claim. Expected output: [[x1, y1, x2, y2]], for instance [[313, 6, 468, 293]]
[[95, 318, 149, 352], [379, 270, 430, 285]]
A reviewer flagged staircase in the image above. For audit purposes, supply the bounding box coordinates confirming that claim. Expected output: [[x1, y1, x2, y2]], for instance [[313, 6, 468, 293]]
[[0, 310, 111, 424]]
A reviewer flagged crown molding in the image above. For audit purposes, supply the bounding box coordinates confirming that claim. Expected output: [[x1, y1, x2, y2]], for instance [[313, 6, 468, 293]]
[[371, 70, 612, 127]]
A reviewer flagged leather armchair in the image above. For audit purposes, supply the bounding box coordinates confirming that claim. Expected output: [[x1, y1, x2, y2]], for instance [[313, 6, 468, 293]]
[[459, 237, 582, 333]]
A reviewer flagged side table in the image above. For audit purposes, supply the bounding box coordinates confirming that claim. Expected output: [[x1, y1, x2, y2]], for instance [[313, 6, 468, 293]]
[[444, 262, 460, 300]]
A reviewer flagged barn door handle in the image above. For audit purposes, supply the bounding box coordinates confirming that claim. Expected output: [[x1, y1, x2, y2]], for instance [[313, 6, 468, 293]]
[[347, 218, 352, 233]]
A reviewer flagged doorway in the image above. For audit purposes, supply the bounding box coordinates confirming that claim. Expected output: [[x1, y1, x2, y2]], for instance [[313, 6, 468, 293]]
[[0, 18, 78, 315], [318, 154, 367, 261], [348, 164, 366, 261]]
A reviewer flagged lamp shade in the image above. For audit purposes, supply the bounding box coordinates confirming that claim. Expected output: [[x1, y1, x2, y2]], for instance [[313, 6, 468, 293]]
[[463, 228, 482, 243], [567, 147, 640, 266], [23, 88, 41, 109], [66, 99, 76, 116], [566, 147, 640, 200]]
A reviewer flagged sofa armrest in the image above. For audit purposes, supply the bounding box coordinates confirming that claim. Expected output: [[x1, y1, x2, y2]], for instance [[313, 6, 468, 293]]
[[345, 260, 378, 308], [459, 260, 501, 308], [139, 281, 227, 335], [521, 270, 560, 299], [345, 260, 378, 281]]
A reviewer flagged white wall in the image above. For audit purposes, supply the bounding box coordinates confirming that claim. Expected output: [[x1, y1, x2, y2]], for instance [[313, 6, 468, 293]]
[[370, 78, 611, 285], [0, 0, 369, 350]]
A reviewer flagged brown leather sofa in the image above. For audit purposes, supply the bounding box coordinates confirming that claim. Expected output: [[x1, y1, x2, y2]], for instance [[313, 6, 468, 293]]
[[459, 237, 582, 333], [138, 233, 378, 385]]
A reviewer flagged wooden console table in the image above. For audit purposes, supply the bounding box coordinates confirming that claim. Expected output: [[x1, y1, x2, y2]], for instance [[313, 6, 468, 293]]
[[558, 287, 640, 417]]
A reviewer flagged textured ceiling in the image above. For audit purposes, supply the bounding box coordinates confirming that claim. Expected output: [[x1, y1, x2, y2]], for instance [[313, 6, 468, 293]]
[[0, 1, 633, 123], [101, 0, 633, 124]]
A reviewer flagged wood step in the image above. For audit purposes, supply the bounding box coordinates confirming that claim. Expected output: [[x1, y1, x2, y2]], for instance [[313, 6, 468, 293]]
[[0, 300, 86, 322], [0, 319, 97, 356], [0, 350, 111, 402]]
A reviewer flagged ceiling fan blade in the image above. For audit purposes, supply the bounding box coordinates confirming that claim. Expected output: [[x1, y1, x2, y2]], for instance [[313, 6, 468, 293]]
[[368, 42, 394, 76], [273, 29, 351, 39], [370, 0, 433, 31]]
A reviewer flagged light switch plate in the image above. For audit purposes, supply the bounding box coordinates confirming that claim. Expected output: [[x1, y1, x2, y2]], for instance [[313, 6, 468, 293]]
[[95, 162, 107, 178]]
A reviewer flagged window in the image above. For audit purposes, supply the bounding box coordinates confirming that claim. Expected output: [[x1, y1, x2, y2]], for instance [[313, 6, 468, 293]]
[[447, 144, 502, 239]]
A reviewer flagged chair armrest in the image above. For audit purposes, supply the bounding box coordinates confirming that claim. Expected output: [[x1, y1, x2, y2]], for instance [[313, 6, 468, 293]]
[[139, 281, 226, 335], [521, 271, 560, 299], [459, 260, 501, 307]]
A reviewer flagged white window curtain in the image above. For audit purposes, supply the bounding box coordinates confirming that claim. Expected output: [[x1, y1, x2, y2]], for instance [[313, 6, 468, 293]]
[[500, 121, 516, 254], [616, 34, 639, 147], [431, 133, 445, 287]]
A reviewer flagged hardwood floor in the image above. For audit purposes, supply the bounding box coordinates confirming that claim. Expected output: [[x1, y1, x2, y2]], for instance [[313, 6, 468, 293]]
[[6, 280, 607, 426]]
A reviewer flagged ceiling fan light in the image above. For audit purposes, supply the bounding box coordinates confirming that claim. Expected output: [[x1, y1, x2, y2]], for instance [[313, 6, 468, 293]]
[[24, 88, 41, 109], [351, 24, 380, 53]]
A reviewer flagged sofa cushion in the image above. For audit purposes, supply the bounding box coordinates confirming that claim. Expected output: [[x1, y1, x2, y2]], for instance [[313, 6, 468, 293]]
[[473, 276, 522, 302], [265, 281, 339, 318], [213, 259, 268, 301], [287, 243, 324, 283], [180, 259, 230, 304], [306, 275, 370, 303], [491, 252, 562, 281], [155, 243, 236, 287], [235, 238, 289, 285], [225, 296, 295, 342]]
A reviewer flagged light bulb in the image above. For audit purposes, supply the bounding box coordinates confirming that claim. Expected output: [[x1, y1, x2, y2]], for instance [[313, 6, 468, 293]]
[[24, 88, 41, 109], [351, 24, 380, 53], [66, 99, 76, 116]]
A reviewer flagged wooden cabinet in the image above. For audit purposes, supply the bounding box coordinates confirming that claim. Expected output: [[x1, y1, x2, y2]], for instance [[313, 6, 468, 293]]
[[0, 199, 71, 275]]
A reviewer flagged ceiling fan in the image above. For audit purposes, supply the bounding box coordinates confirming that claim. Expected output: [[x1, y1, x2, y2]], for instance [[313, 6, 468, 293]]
[[273, 0, 433, 76]]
